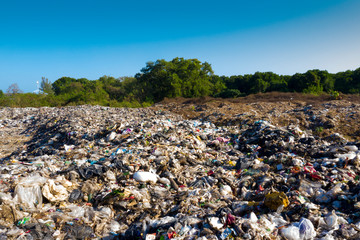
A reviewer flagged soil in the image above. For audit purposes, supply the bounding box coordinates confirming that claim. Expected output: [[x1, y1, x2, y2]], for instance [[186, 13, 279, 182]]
[[153, 92, 360, 141]]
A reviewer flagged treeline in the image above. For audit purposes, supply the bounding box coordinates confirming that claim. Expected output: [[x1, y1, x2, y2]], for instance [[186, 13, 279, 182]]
[[1, 57, 360, 107]]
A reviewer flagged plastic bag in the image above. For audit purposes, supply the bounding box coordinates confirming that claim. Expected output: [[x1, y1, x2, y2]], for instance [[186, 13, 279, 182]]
[[299, 218, 316, 239], [97, 206, 113, 219], [249, 212, 258, 223], [42, 180, 69, 202], [133, 171, 158, 183], [220, 185, 233, 197], [68, 189, 84, 203], [281, 225, 300, 240], [109, 220, 121, 232], [208, 217, 224, 230], [325, 211, 338, 230], [67, 204, 85, 218], [14, 185, 43, 210], [13, 174, 47, 209]]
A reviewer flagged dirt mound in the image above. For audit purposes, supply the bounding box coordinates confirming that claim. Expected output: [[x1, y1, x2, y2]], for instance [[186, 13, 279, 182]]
[[154, 93, 360, 141]]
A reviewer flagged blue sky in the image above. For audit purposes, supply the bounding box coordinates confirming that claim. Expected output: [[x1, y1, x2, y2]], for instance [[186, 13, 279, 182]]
[[1, 0, 359, 93]]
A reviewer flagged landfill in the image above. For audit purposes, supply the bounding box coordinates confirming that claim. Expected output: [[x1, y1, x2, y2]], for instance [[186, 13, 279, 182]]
[[0, 102, 360, 240]]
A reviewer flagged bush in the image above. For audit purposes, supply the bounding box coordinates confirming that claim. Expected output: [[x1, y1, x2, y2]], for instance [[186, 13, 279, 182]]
[[329, 90, 340, 100], [215, 89, 243, 98], [303, 85, 323, 95]]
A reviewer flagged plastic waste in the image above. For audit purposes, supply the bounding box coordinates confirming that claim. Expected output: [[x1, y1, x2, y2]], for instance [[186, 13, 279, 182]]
[[299, 218, 316, 239], [13, 175, 47, 210], [68, 189, 84, 203], [145, 233, 156, 240], [281, 225, 301, 240], [42, 179, 69, 202], [109, 220, 121, 232], [133, 171, 158, 183], [325, 211, 338, 230], [62, 224, 93, 239], [1, 103, 360, 239], [208, 217, 224, 230], [249, 212, 258, 223], [67, 204, 86, 218], [219, 185, 233, 197], [106, 131, 117, 142]]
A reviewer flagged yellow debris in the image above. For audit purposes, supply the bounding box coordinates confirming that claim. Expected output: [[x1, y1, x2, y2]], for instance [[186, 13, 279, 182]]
[[264, 192, 289, 211]]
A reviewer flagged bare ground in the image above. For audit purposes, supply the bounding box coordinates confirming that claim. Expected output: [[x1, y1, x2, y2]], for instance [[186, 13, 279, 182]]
[[153, 92, 360, 141]]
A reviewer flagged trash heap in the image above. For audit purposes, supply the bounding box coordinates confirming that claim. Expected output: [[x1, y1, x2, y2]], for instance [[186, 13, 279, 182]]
[[1, 105, 360, 239]]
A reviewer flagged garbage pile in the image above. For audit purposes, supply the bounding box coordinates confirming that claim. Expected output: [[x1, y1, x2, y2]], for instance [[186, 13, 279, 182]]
[[1, 105, 360, 239]]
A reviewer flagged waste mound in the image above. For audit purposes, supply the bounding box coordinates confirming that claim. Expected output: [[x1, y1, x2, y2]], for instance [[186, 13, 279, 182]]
[[0, 105, 360, 239]]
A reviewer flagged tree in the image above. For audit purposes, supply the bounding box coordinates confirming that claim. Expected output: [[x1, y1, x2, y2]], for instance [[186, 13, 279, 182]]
[[248, 72, 270, 94], [52, 77, 77, 95], [6, 83, 22, 94], [350, 67, 360, 93], [135, 58, 214, 102], [40, 77, 54, 94], [288, 70, 323, 93], [0, 89, 3, 98], [334, 70, 353, 93], [210, 75, 226, 96], [302, 70, 323, 93]]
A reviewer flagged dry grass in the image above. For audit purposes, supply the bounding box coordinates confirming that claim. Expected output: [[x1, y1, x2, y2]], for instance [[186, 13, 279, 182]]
[[154, 93, 360, 141]]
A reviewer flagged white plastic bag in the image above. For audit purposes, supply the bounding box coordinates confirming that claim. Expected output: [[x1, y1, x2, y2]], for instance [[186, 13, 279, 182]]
[[67, 204, 85, 218], [299, 218, 316, 239], [13, 174, 47, 210], [281, 225, 300, 240], [133, 171, 158, 183], [325, 211, 338, 230]]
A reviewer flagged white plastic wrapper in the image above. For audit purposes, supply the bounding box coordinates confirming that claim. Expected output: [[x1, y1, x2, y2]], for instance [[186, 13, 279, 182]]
[[133, 171, 158, 183]]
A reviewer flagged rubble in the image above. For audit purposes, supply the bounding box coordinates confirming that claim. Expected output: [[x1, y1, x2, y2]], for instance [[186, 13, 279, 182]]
[[0, 104, 360, 239]]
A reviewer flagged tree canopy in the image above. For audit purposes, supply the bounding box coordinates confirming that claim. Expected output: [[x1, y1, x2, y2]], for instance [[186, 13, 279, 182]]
[[40, 77, 54, 94], [135, 58, 218, 102], [1, 58, 360, 107]]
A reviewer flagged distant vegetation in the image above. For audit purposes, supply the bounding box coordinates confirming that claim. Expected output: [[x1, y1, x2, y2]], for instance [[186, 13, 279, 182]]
[[1, 57, 359, 107]]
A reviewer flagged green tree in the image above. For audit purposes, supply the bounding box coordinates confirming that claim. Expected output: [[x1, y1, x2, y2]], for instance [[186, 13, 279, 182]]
[[100, 75, 139, 102], [315, 70, 334, 92], [350, 67, 360, 93], [40, 77, 54, 94], [303, 70, 323, 93], [0, 89, 3, 98], [249, 72, 270, 93], [135, 58, 214, 102], [334, 70, 353, 93], [210, 75, 226, 96], [52, 77, 77, 95], [288, 70, 323, 93], [52, 77, 111, 105]]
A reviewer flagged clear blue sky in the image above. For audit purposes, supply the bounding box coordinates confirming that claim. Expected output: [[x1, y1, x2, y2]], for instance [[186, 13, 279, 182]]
[[1, 0, 359, 93]]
